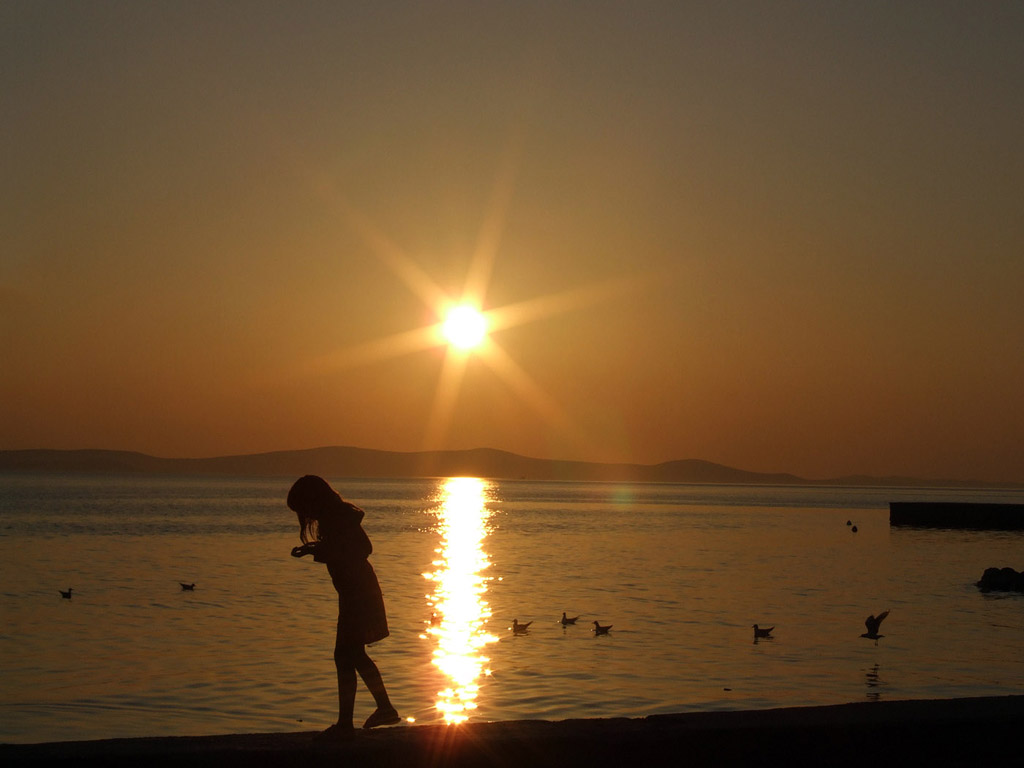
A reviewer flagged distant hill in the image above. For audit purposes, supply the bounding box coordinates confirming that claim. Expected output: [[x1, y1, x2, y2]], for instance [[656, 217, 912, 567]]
[[0, 446, 1009, 487]]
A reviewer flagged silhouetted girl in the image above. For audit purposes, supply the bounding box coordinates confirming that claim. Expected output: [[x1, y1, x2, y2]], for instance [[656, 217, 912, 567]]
[[288, 475, 400, 740]]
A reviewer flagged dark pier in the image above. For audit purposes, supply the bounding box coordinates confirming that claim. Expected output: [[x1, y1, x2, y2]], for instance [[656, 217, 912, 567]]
[[889, 502, 1024, 530]]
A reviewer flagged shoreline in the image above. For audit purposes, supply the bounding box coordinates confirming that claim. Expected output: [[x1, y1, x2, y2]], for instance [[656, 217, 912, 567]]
[[4, 696, 1023, 767]]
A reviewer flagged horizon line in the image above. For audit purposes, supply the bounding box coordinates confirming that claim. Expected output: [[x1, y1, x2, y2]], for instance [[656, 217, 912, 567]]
[[1, 445, 1021, 489]]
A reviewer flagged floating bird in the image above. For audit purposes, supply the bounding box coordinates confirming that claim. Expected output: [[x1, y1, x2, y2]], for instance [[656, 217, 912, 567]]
[[561, 612, 580, 626], [512, 619, 532, 635], [592, 621, 612, 635], [851, 525, 858, 533], [429, 612, 441, 627], [846, 520, 853, 526], [59, 588, 73, 600], [752, 624, 774, 639], [860, 610, 890, 645], [179, 582, 196, 591]]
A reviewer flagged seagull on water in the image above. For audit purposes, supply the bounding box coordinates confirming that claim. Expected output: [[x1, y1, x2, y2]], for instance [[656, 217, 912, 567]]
[[179, 582, 196, 591], [561, 612, 580, 626], [512, 619, 532, 635], [752, 624, 774, 639], [592, 621, 612, 635], [860, 610, 890, 645], [59, 588, 73, 599]]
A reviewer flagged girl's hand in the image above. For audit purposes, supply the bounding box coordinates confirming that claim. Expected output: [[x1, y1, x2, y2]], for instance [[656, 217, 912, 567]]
[[291, 544, 314, 558]]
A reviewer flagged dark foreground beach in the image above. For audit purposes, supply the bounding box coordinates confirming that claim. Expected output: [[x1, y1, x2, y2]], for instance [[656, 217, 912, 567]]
[[4, 696, 1023, 768]]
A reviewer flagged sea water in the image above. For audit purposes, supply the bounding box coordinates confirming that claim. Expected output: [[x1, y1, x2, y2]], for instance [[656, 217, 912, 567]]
[[0, 474, 1021, 743]]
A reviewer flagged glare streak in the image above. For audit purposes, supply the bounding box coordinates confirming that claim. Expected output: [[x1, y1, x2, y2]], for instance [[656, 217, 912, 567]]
[[341, 204, 450, 310], [465, 132, 523, 302], [422, 350, 470, 452], [477, 340, 572, 429], [484, 275, 649, 334], [304, 325, 443, 374], [422, 478, 497, 724]]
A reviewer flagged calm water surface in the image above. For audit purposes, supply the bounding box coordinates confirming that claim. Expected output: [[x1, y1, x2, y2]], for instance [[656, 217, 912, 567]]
[[1, 474, 1021, 743]]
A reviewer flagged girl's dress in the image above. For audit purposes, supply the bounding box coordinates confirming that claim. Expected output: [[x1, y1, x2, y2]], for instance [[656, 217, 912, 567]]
[[312, 503, 390, 648]]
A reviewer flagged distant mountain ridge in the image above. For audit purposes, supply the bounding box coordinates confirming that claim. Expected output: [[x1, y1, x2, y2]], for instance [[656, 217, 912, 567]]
[[0, 446, 1007, 487]]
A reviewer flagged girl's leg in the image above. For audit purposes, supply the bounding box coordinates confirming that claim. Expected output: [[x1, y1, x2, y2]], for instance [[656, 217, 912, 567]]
[[312, 644, 357, 741], [333, 644, 358, 730], [353, 646, 400, 728]]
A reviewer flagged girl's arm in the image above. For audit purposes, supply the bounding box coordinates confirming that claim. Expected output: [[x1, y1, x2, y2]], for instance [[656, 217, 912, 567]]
[[309, 521, 372, 563], [292, 502, 372, 562]]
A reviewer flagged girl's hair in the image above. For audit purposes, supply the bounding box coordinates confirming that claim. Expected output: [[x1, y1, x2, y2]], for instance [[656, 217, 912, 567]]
[[287, 475, 338, 544]]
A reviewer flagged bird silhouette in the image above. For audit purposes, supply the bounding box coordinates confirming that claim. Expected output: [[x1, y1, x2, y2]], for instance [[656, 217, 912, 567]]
[[752, 624, 774, 639], [512, 618, 532, 634], [860, 610, 890, 645], [59, 588, 73, 599], [592, 621, 612, 635], [561, 612, 580, 626], [179, 582, 195, 591]]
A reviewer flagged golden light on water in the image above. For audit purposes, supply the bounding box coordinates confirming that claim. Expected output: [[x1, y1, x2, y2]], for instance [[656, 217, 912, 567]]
[[422, 477, 498, 724]]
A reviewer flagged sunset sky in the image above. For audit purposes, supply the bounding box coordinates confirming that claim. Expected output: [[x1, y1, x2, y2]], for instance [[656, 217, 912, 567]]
[[2, 2, 1022, 483]]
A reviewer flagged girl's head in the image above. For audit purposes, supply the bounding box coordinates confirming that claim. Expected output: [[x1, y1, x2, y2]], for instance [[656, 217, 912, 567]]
[[287, 475, 364, 543], [287, 475, 339, 543]]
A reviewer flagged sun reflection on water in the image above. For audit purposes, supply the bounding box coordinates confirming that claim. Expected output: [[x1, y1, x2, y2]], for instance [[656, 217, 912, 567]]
[[421, 477, 498, 724]]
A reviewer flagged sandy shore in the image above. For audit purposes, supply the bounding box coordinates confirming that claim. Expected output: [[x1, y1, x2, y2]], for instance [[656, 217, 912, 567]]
[[4, 696, 1022, 767]]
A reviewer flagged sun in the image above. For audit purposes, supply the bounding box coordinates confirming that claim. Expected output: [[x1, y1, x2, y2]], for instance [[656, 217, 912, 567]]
[[303, 167, 643, 456], [442, 305, 488, 350]]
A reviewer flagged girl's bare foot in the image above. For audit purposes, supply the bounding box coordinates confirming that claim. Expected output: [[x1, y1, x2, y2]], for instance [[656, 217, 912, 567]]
[[312, 722, 355, 742], [362, 707, 401, 729]]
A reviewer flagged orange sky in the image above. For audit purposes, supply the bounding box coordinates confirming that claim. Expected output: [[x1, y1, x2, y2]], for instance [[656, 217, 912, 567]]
[[2, 2, 1022, 483]]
